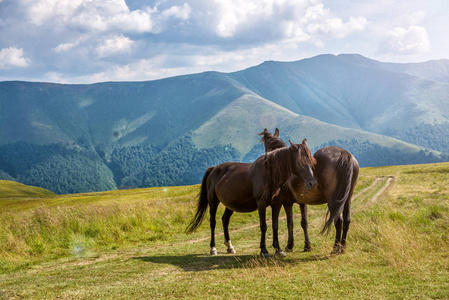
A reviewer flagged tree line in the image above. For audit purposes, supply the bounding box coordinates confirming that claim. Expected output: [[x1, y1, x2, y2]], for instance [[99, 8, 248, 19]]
[[1, 136, 448, 194]]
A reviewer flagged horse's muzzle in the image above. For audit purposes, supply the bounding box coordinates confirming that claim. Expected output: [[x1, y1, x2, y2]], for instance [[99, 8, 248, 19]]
[[305, 178, 317, 190]]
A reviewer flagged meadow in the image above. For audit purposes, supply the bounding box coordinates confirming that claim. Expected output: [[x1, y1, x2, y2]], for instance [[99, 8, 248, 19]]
[[0, 163, 448, 299]]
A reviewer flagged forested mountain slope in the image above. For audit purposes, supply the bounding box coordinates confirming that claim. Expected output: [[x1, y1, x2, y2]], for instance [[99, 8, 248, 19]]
[[1, 54, 448, 193]]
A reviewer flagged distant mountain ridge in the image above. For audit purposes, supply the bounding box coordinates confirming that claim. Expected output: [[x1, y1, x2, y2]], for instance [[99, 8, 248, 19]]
[[1, 54, 448, 193], [231, 54, 449, 133]]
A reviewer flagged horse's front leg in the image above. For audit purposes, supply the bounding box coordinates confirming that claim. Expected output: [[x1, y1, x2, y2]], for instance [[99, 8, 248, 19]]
[[271, 202, 286, 256], [258, 203, 269, 258], [283, 202, 294, 252], [300, 204, 312, 252]]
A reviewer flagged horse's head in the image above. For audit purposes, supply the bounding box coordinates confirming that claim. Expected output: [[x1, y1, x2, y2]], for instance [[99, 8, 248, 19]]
[[258, 128, 287, 152], [289, 139, 317, 190]]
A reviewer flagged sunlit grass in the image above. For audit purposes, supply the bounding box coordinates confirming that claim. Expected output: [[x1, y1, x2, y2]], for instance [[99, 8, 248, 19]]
[[0, 162, 448, 298]]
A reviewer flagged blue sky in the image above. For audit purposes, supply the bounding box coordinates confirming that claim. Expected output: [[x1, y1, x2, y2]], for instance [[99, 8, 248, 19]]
[[0, 0, 448, 83]]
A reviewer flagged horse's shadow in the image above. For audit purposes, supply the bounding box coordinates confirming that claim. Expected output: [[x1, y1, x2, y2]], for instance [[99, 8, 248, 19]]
[[133, 252, 330, 271], [133, 253, 254, 271]]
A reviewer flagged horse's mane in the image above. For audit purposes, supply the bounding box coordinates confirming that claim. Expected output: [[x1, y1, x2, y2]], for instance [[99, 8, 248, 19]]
[[259, 147, 293, 185], [258, 129, 286, 152], [296, 143, 317, 168], [256, 144, 316, 203]]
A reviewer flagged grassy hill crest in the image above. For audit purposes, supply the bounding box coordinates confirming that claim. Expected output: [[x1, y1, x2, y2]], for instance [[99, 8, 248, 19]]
[[0, 180, 55, 198]]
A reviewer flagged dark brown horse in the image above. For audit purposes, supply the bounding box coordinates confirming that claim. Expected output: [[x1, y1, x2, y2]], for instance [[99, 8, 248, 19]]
[[259, 128, 359, 254], [186, 140, 317, 257]]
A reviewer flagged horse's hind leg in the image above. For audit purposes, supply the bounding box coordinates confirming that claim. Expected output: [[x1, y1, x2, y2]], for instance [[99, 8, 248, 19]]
[[332, 214, 343, 255], [300, 204, 312, 252], [222, 208, 236, 254], [340, 200, 352, 253], [209, 197, 219, 255]]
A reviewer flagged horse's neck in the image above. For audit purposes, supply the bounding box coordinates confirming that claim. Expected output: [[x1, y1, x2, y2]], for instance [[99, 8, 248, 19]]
[[265, 139, 286, 152], [265, 148, 292, 180]]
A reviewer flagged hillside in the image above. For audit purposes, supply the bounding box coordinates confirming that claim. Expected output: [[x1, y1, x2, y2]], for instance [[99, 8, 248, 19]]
[[1, 54, 449, 193], [232, 54, 449, 137], [0, 74, 245, 147], [192, 93, 429, 154], [0, 180, 55, 198]]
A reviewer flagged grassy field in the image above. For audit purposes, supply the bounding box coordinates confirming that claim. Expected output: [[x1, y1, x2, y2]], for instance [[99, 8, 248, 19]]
[[0, 163, 448, 299]]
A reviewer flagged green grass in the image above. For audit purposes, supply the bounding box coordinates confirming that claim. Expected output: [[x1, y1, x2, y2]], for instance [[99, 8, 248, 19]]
[[0, 180, 56, 199], [1, 163, 448, 299]]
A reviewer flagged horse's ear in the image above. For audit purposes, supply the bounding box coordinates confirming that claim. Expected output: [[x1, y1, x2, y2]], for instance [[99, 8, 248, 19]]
[[274, 128, 280, 137], [258, 128, 268, 136], [289, 140, 299, 150], [302, 139, 308, 146]]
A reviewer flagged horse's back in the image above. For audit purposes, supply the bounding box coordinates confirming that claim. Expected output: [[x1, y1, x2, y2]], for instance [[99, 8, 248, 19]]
[[209, 161, 252, 183], [314, 146, 350, 160], [209, 161, 258, 212], [314, 146, 357, 171], [314, 146, 358, 198], [317, 146, 358, 170]]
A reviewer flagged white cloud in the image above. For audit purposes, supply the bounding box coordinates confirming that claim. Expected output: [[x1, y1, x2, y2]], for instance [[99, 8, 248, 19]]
[[306, 15, 367, 39], [76, 42, 310, 83], [79, 56, 188, 83], [302, 5, 367, 44], [24, 0, 157, 33], [96, 35, 134, 57], [24, 0, 84, 26], [379, 25, 430, 55], [107, 8, 156, 33], [212, 0, 366, 43], [22, 0, 193, 35], [53, 38, 83, 52], [160, 3, 191, 21], [214, 0, 261, 38], [45, 72, 68, 83], [0, 47, 29, 69], [7, 0, 447, 83], [407, 10, 426, 25]]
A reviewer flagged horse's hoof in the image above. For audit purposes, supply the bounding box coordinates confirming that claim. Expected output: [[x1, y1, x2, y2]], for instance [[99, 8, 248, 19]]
[[260, 251, 270, 258], [224, 240, 236, 254], [285, 247, 294, 253], [331, 243, 345, 255], [303, 247, 312, 252], [275, 250, 287, 257], [210, 247, 218, 256]]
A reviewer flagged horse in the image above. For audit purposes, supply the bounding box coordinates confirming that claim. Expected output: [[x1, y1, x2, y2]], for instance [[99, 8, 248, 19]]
[[186, 140, 317, 257], [259, 128, 359, 254]]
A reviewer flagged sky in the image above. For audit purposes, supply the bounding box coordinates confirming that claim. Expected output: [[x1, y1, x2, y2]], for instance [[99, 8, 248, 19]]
[[0, 0, 448, 84]]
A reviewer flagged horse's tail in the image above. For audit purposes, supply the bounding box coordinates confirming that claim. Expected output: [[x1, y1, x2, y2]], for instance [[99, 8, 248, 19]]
[[186, 167, 214, 234], [322, 153, 357, 234]]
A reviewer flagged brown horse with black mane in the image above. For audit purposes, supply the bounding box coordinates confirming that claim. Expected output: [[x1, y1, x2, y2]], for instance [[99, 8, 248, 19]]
[[186, 140, 317, 257], [259, 128, 359, 254]]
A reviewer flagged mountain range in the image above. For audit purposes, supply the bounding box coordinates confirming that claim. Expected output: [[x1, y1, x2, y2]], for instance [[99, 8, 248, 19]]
[[1, 54, 448, 193]]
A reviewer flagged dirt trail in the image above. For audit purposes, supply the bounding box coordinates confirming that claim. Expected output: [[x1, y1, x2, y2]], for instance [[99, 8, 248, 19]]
[[352, 177, 382, 201], [370, 176, 394, 203]]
